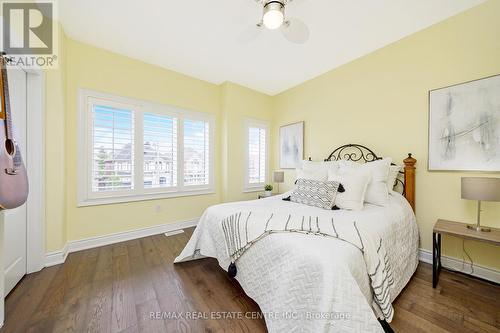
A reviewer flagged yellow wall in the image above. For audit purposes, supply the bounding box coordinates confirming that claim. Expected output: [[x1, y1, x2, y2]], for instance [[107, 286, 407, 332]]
[[272, 0, 500, 270], [45, 23, 67, 252], [221, 82, 273, 202]]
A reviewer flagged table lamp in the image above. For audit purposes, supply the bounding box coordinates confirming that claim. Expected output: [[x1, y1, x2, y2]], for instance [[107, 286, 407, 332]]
[[273, 171, 284, 194], [461, 177, 500, 232]]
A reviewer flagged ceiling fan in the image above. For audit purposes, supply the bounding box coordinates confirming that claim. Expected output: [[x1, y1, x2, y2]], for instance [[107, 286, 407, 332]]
[[239, 0, 310, 44]]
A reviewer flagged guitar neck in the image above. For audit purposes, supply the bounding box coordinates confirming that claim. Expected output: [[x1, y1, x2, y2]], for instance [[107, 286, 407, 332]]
[[0, 57, 13, 140]]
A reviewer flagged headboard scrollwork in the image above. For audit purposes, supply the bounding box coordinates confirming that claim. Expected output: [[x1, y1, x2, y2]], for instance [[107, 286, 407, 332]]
[[322, 144, 416, 212], [324, 144, 380, 163]]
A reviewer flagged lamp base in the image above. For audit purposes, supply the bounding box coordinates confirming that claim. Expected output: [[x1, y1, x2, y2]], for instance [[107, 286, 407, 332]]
[[466, 224, 491, 232]]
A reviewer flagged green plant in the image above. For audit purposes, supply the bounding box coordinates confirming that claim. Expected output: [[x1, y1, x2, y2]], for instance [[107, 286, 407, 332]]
[[265, 184, 273, 191]]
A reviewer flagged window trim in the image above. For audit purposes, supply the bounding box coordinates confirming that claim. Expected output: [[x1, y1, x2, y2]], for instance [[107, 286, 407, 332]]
[[77, 89, 215, 207], [243, 118, 270, 192]]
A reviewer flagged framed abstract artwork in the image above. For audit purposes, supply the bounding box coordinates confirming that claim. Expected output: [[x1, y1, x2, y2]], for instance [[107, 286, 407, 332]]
[[280, 121, 304, 169], [428, 74, 500, 171]]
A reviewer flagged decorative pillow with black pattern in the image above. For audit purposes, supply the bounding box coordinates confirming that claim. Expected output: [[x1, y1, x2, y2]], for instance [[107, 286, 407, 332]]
[[289, 178, 342, 210]]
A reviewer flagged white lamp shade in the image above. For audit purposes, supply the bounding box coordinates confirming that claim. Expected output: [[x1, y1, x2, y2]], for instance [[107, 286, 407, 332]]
[[273, 171, 285, 183], [461, 177, 500, 202]]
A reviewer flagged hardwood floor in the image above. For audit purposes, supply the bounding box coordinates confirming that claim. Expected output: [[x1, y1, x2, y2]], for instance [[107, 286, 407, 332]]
[[2, 228, 499, 333]]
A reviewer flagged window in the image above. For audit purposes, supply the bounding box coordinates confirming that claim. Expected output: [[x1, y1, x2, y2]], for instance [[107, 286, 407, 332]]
[[184, 119, 210, 187], [78, 90, 215, 206], [92, 105, 134, 192], [143, 113, 177, 189], [244, 119, 269, 191]]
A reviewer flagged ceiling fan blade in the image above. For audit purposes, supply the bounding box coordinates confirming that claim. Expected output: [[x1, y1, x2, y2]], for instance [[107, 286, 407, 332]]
[[236, 23, 263, 43], [281, 17, 309, 44]]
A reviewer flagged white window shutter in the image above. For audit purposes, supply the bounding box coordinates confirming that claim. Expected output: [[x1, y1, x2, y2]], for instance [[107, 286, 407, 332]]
[[183, 119, 210, 186], [143, 113, 178, 188], [91, 105, 134, 192], [248, 126, 267, 184], [79, 90, 215, 206]]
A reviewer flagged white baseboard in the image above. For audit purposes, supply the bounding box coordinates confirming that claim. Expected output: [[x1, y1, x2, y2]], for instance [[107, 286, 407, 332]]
[[44, 243, 69, 267], [165, 229, 185, 237], [418, 249, 500, 284], [45, 218, 198, 267]]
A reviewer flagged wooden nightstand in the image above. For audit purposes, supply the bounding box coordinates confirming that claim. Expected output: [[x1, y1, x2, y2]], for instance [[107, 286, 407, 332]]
[[432, 219, 500, 288]]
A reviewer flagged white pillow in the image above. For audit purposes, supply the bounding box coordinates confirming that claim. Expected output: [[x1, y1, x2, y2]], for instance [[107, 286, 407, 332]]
[[361, 158, 392, 206], [296, 168, 328, 181], [335, 158, 392, 206], [335, 159, 359, 171], [387, 165, 402, 192], [302, 160, 339, 174], [328, 169, 371, 211], [296, 160, 339, 182]]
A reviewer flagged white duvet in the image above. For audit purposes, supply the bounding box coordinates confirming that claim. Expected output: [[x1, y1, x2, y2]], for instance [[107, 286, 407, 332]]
[[175, 192, 419, 332]]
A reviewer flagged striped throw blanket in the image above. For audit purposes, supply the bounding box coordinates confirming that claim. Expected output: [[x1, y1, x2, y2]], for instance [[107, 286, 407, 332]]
[[221, 211, 396, 321]]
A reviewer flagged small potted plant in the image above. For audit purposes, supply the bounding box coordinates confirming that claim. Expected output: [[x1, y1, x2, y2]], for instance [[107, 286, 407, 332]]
[[264, 184, 273, 197]]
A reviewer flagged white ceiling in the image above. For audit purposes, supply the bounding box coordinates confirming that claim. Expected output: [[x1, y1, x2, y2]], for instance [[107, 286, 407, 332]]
[[59, 0, 485, 95]]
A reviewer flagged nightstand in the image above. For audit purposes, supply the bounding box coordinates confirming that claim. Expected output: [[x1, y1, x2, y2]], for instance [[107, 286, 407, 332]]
[[432, 219, 500, 288]]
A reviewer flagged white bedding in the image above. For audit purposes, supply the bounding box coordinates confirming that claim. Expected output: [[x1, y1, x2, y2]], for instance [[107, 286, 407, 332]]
[[175, 192, 419, 332]]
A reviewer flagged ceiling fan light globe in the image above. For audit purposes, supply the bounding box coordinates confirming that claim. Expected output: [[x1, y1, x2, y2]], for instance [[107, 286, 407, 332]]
[[263, 2, 285, 30]]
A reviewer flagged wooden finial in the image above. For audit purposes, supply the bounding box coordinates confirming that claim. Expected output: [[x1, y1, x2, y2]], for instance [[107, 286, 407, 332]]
[[404, 153, 416, 167], [403, 153, 417, 212]]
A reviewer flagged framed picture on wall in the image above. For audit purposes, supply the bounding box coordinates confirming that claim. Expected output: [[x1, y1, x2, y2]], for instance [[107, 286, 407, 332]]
[[280, 121, 304, 169], [428, 74, 500, 171]]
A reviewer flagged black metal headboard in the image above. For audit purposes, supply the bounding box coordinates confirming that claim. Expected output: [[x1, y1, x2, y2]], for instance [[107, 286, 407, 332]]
[[322, 143, 406, 195], [324, 144, 380, 163]]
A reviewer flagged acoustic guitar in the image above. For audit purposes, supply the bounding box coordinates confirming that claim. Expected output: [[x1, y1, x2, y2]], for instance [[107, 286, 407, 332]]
[[0, 55, 29, 209]]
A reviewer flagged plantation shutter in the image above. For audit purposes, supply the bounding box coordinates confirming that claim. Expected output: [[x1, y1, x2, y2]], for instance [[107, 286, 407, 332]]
[[91, 105, 134, 192], [143, 113, 178, 188], [248, 126, 267, 184], [81, 90, 216, 205], [183, 119, 210, 186]]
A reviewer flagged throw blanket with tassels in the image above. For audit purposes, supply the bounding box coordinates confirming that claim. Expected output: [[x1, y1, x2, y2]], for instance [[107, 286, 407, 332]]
[[221, 211, 396, 321]]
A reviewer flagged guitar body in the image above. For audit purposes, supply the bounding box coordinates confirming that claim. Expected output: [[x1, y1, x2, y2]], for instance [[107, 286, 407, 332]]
[[0, 122, 28, 209], [0, 55, 29, 210]]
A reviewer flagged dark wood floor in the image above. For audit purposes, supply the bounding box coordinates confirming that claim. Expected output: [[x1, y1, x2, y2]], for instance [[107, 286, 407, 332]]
[[2, 228, 499, 333]]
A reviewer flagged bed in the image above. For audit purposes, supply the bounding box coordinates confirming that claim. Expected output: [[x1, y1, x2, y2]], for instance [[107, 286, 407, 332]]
[[175, 144, 420, 332]]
